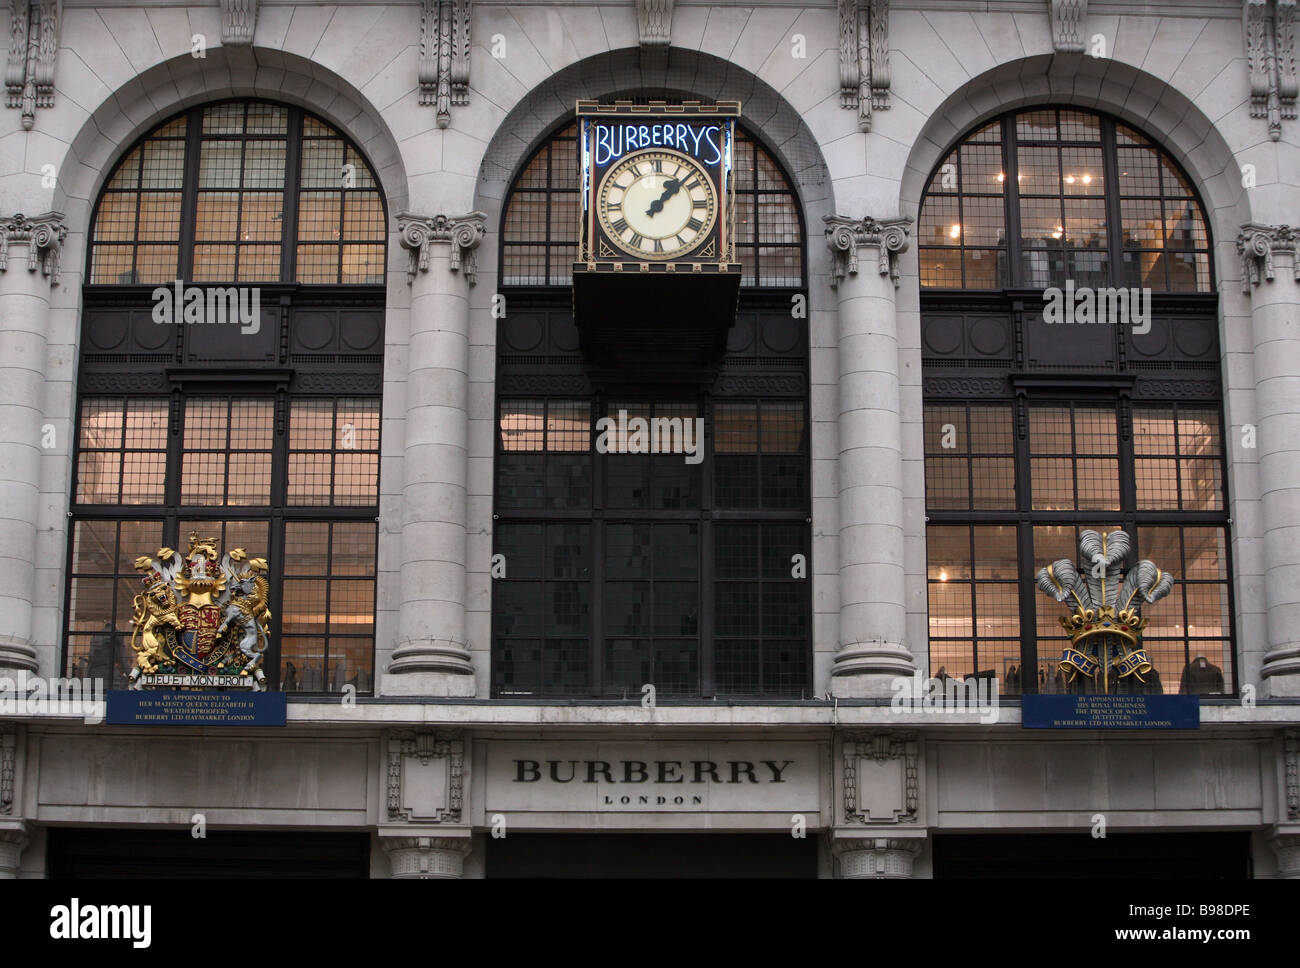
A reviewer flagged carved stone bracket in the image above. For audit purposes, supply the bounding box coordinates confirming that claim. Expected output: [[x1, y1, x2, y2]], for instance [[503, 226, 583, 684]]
[[637, 0, 673, 47], [842, 732, 919, 824], [386, 730, 465, 823], [0, 212, 66, 284], [420, 0, 471, 127], [6, 0, 59, 130], [824, 213, 911, 288], [1049, 0, 1087, 53], [1244, 0, 1298, 141], [839, 0, 889, 131], [397, 211, 485, 285], [1237, 222, 1300, 293], [220, 0, 258, 46]]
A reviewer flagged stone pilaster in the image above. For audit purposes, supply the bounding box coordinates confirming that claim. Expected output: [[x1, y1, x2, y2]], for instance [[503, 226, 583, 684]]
[[0, 212, 64, 675], [1239, 224, 1300, 695], [824, 215, 916, 696], [832, 835, 924, 878], [384, 213, 484, 696], [382, 834, 472, 878]]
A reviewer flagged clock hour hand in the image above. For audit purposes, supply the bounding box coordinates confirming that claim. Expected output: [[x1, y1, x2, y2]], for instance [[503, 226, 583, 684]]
[[645, 178, 682, 217]]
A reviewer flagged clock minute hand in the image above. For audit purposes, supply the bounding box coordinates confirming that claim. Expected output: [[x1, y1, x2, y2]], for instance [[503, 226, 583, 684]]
[[645, 178, 682, 217]]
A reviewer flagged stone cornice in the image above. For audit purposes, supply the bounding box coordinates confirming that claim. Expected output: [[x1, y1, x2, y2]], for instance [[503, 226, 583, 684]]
[[0, 211, 66, 284], [824, 213, 911, 288], [1237, 221, 1300, 293], [396, 211, 486, 285]]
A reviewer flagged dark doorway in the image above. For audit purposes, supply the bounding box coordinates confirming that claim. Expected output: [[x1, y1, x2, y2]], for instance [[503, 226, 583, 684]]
[[932, 832, 1251, 878], [486, 833, 818, 878], [46, 827, 371, 878]]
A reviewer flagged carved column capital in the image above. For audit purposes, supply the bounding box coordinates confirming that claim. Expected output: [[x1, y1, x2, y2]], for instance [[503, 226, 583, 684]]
[[824, 213, 911, 288], [382, 834, 471, 878], [0, 821, 28, 878], [396, 211, 486, 285], [832, 835, 923, 878], [1049, 0, 1087, 54], [1237, 221, 1300, 293], [0, 211, 66, 284]]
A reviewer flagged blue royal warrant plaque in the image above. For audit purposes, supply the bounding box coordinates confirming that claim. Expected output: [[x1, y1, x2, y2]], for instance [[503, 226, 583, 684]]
[[106, 690, 287, 726], [1022, 694, 1199, 729]]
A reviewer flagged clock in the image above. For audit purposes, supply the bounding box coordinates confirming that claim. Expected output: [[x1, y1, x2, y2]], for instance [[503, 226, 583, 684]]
[[596, 150, 718, 260]]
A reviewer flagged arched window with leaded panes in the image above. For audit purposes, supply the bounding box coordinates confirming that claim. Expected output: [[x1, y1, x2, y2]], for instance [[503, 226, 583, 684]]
[[68, 100, 387, 695], [917, 107, 1232, 698]]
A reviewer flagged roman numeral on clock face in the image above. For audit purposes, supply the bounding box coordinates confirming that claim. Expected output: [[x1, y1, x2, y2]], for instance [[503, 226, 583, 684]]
[[687, 217, 703, 232], [652, 238, 663, 253], [611, 218, 629, 235], [692, 199, 707, 210]]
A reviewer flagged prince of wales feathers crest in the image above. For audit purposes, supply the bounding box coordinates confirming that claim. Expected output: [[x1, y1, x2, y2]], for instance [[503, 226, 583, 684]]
[[1034, 529, 1175, 694], [128, 532, 272, 691]]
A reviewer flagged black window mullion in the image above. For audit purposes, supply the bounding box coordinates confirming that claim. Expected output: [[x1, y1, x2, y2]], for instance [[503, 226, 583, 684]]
[[1002, 117, 1023, 289], [177, 106, 203, 282], [281, 106, 305, 282]]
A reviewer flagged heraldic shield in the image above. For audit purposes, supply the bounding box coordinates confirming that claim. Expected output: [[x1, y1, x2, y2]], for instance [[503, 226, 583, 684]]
[[128, 531, 273, 691], [1034, 529, 1176, 695]]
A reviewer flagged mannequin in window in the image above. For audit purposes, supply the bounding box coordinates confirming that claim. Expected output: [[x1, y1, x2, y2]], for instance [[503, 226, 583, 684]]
[[1180, 655, 1224, 694], [282, 661, 299, 692], [1005, 665, 1020, 693]]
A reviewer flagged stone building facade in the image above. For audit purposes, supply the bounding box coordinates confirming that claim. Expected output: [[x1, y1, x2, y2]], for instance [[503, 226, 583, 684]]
[[0, 0, 1298, 877]]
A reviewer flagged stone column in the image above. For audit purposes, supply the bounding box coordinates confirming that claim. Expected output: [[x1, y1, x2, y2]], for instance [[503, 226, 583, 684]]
[[1240, 224, 1300, 696], [0, 825, 27, 879], [1271, 834, 1300, 879], [385, 213, 485, 696], [824, 215, 916, 696], [833, 836, 924, 879], [0, 213, 65, 675], [382, 835, 472, 879]]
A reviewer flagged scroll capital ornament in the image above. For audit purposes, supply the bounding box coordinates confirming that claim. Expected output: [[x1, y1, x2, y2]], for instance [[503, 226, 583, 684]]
[[396, 211, 486, 285], [1237, 222, 1300, 293], [0, 211, 66, 284], [824, 213, 911, 288]]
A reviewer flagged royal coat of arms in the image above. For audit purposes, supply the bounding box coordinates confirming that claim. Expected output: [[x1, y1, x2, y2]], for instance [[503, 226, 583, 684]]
[[128, 532, 272, 691], [1035, 529, 1176, 694]]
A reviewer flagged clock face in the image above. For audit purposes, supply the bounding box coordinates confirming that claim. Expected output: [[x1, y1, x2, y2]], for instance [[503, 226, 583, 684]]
[[596, 150, 718, 260]]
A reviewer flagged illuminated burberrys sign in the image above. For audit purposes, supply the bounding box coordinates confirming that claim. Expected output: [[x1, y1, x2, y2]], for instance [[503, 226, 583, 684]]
[[591, 121, 725, 166]]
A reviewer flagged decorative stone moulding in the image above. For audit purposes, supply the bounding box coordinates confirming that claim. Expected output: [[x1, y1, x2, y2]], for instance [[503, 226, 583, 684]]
[[824, 214, 911, 288], [839, 0, 889, 131], [5, 0, 59, 130], [0, 211, 66, 283], [420, 0, 471, 128], [1244, 0, 1298, 141], [1237, 222, 1300, 293], [396, 211, 486, 285]]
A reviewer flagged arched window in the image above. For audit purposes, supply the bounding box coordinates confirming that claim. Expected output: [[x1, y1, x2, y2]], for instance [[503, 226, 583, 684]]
[[491, 119, 811, 699], [89, 101, 386, 285], [918, 108, 1211, 292], [918, 108, 1232, 698], [67, 101, 386, 696]]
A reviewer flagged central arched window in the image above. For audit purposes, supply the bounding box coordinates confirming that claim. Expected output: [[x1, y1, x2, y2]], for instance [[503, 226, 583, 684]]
[[917, 107, 1232, 698], [491, 119, 811, 699], [66, 100, 387, 696]]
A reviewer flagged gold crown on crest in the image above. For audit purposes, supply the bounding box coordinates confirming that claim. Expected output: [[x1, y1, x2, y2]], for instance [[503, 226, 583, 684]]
[[1058, 604, 1148, 649]]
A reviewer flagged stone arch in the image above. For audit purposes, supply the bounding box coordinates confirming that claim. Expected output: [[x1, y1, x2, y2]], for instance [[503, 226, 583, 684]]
[[54, 46, 410, 267]]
